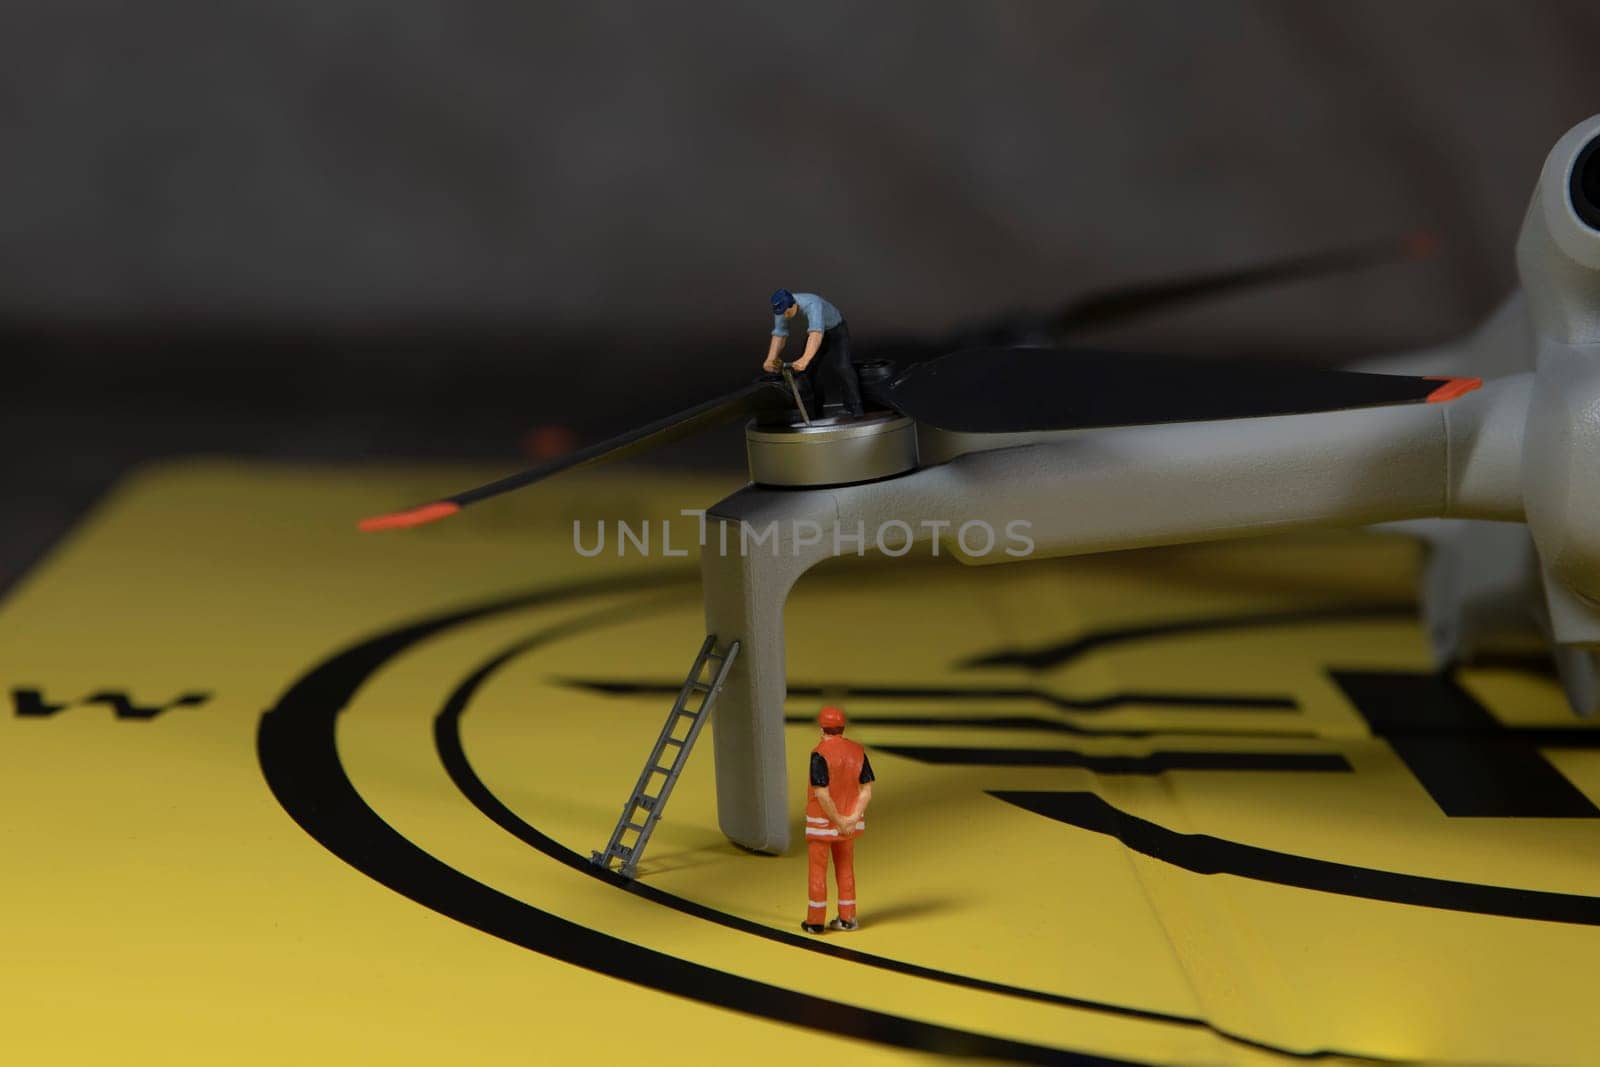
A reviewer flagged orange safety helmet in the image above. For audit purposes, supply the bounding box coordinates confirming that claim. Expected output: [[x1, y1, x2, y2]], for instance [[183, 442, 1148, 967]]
[[818, 705, 847, 730]]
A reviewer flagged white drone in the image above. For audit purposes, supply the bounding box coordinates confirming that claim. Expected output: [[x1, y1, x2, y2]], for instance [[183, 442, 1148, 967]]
[[365, 114, 1600, 855]]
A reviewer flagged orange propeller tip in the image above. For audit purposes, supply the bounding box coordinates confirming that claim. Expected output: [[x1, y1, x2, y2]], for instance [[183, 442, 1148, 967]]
[[1424, 376, 1482, 403], [358, 501, 462, 532], [1403, 230, 1441, 260]]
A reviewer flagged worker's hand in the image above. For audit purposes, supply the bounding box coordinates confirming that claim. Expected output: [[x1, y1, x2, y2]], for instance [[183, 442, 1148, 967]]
[[793, 356, 813, 372], [762, 355, 781, 373]]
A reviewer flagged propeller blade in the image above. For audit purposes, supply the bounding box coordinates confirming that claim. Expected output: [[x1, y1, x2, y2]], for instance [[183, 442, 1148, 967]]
[[877, 347, 1478, 435], [899, 232, 1440, 360], [1049, 231, 1439, 335], [359, 379, 791, 530]]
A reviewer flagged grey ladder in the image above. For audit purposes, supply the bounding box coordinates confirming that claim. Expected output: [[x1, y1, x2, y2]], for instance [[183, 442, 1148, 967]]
[[590, 635, 740, 879]]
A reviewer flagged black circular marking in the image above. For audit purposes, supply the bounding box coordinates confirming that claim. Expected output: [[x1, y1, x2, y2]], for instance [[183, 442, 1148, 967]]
[[255, 572, 1600, 1062], [1571, 134, 1600, 232], [434, 620, 1388, 1062], [991, 791, 1600, 927], [255, 572, 1123, 1065]]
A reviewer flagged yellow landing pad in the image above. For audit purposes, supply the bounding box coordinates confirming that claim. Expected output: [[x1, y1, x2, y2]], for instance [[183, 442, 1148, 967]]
[[5, 460, 1600, 1066]]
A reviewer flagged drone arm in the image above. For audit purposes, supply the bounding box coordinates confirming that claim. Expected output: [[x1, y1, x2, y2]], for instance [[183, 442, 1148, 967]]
[[935, 409, 1444, 558], [895, 374, 1529, 563], [699, 378, 1530, 852]]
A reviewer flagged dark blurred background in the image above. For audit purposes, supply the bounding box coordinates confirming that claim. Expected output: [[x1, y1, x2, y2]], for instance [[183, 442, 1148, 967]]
[[4, 1, 1598, 586]]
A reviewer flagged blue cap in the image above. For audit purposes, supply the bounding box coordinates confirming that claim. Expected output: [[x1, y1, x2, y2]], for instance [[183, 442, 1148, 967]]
[[771, 288, 796, 314]]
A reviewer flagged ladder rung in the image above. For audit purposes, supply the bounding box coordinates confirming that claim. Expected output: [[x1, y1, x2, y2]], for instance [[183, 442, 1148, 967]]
[[594, 636, 740, 880]]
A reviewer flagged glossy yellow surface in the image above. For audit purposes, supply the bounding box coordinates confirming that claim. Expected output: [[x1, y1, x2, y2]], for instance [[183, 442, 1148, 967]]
[[3, 460, 1596, 1065]]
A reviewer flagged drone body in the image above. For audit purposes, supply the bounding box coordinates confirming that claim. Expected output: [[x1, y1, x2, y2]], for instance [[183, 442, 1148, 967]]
[[364, 114, 1600, 856]]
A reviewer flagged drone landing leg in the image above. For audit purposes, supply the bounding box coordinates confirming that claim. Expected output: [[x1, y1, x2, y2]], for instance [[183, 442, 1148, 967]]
[[700, 487, 845, 854]]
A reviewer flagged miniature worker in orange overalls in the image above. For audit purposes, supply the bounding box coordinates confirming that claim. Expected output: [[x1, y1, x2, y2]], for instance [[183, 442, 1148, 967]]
[[803, 706, 876, 933]]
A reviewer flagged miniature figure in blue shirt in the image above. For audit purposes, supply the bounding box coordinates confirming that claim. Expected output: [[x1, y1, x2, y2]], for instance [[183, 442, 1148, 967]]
[[761, 289, 865, 418]]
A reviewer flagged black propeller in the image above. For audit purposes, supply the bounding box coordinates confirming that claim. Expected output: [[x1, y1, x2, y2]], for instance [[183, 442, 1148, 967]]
[[873, 347, 1477, 435], [360, 234, 1459, 531], [361, 348, 1477, 530], [871, 232, 1440, 362], [1045, 231, 1438, 336], [361, 379, 791, 529]]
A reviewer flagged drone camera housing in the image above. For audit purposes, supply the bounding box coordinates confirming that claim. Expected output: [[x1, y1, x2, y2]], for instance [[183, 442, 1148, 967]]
[[1517, 114, 1600, 344], [1516, 116, 1600, 647]]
